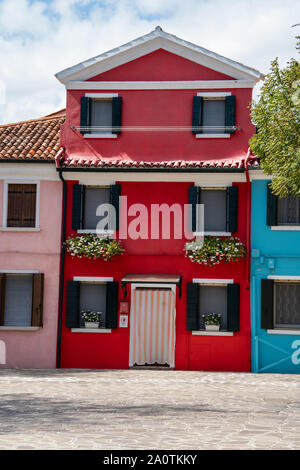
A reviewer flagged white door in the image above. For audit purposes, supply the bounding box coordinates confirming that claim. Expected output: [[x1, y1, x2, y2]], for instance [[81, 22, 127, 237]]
[[129, 287, 176, 367]]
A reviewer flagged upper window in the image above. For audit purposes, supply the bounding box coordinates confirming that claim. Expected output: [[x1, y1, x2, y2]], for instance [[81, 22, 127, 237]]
[[192, 93, 236, 137], [80, 94, 122, 137], [0, 273, 44, 327], [200, 189, 227, 232], [72, 184, 121, 232], [90, 99, 113, 135], [267, 184, 300, 227], [202, 99, 226, 134], [4, 183, 37, 228], [188, 186, 238, 234], [278, 195, 300, 225]]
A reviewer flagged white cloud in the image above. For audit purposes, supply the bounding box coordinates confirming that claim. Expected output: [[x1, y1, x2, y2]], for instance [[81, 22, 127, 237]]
[[0, 0, 299, 124]]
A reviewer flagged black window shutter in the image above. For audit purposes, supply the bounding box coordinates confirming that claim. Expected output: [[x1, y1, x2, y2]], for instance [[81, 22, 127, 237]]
[[192, 96, 203, 134], [225, 95, 236, 134], [66, 281, 80, 328], [80, 97, 91, 134], [261, 279, 274, 329], [72, 184, 83, 230], [188, 185, 199, 233], [227, 283, 240, 332], [186, 282, 199, 330], [227, 186, 238, 232], [0, 273, 6, 326], [112, 97, 122, 135], [31, 273, 44, 327], [110, 184, 121, 230], [105, 282, 118, 329], [267, 183, 278, 226]]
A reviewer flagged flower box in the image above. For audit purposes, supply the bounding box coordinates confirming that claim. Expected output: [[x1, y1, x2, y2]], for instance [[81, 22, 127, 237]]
[[85, 322, 99, 329], [204, 324, 220, 332]]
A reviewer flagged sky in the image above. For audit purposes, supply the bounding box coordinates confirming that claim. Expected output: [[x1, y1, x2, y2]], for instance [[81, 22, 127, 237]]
[[0, 0, 299, 124]]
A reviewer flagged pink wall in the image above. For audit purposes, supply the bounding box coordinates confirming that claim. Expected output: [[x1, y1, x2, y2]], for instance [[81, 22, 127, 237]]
[[0, 179, 62, 368]]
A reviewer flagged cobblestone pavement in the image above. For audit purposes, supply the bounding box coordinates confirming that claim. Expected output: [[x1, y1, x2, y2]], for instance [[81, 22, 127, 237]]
[[0, 369, 299, 450]]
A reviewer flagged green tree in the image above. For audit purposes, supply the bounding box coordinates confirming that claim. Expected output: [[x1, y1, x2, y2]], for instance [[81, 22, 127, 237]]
[[249, 38, 300, 197]]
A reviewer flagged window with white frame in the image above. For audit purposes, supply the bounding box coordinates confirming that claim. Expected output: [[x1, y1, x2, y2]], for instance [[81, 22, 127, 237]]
[[200, 189, 227, 232], [3, 183, 38, 228], [278, 195, 300, 225], [192, 93, 236, 136], [90, 99, 113, 134], [79, 282, 107, 328], [80, 94, 122, 137], [274, 282, 300, 329], [202, 98, 226, 134], [0, 273, 44, 327], [198, 285, 228, 330]]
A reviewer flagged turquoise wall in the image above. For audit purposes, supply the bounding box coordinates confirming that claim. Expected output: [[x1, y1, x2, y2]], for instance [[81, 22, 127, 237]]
[[251, 180, 300, 373]]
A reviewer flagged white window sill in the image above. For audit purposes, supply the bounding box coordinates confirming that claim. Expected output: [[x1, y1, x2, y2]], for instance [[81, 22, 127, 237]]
[[84, 133, 117, 139], [71, 328, 112, 333], [0, 326, 40, 331], [195, 134, 231, 139], [192, 330, 233, 336], [193, 232, 232, 237], [0, 227, 40, 232], [267, 329, 300, 336], [271, 226, 300, 231]]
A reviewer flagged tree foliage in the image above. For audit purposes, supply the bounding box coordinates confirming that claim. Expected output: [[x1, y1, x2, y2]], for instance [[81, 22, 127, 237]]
[[249, 38, 300, 197]]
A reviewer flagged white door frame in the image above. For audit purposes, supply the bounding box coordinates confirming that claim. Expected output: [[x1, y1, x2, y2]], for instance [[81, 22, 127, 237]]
[[129, 283, 177, 367]]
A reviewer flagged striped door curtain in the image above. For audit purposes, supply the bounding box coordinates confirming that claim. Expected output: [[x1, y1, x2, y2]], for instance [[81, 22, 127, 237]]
[[129, 288, 176, 367]]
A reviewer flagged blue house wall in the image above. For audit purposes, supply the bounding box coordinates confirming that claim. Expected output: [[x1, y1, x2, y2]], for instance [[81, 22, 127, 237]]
[[251, 179, 300, 374]]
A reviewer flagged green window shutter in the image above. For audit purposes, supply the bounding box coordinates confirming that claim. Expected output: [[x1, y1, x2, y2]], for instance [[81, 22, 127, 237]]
[[188, 185, 199, 233], [267, 183, 278, 226], [72, 184, 83, 230], [66, 281, 80, 328], [31, 273, 44, 327], [112, 97, 122, 135], [225, 95, 236, 134], [192, 96, 203, 134], [105, 281, 118, 329], [0, 273, 6, 326], [80, 97, 91, 134], [261, 279, 274, 329], [227, 186, 239, 233], [227, 283, 240, 332], [110, 184, 121, 230], [186, 282, 199, 331]]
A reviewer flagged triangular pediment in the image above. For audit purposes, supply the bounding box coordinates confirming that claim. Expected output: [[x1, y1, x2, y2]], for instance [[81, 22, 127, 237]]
[[56, 27, 263, 84]]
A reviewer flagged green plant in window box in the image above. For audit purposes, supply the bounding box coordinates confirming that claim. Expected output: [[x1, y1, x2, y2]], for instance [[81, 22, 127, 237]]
[[65, 234, 125, 261], [185, 236, 246, 266], [81, 310, 102, 329], [202, 313, 222, 331]]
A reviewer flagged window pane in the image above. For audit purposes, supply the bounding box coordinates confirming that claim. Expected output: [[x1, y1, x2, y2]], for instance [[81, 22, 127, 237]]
[[199, 285, 227, 329], [7, 184, 36, 228], [275, 283, 300, 327], [84, 188, 110, 230], [4, 274, 33, 326], [80, 284, 107, 327], [202, 99, 225, 134], [90, 100, 112, 134], [200, 189, 227, 231], [278, 195, 300, 225]]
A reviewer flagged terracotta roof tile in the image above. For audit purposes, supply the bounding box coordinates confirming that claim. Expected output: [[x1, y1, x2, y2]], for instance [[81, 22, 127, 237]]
[[59, 154, 259, 169], [0, 110, 65, 161]]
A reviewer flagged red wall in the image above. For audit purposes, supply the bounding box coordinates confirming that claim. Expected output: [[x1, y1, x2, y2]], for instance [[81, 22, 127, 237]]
[[60, 180, 251, 372], [60, 49, 255, 162]]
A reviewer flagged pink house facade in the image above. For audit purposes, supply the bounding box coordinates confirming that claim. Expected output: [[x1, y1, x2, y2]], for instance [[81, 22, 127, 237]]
[[0, 112, 64, 368]]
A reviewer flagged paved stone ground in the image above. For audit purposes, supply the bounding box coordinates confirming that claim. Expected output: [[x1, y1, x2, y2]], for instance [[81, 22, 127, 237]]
[[0, 369, 299, 450]]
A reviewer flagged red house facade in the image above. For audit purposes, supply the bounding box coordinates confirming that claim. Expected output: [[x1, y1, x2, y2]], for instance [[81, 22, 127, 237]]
[[55, 27, 263, 371]]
